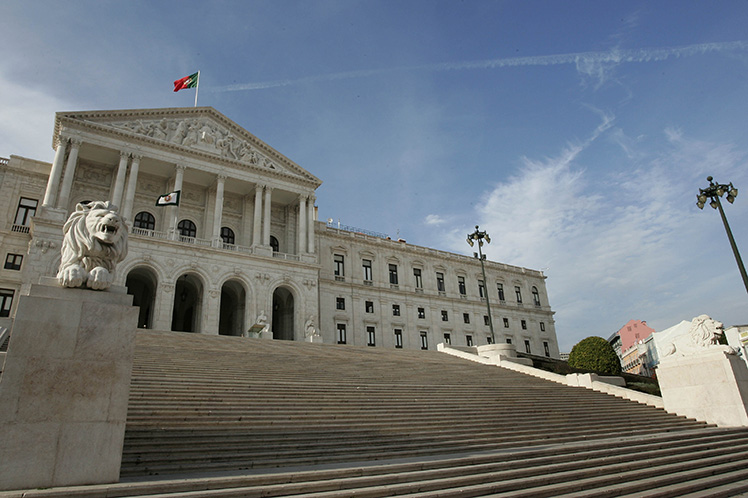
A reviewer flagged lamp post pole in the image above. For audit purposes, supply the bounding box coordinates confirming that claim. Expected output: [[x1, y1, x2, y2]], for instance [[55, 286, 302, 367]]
[[697, 176, 748, 295], [467, 225, 495, 345]]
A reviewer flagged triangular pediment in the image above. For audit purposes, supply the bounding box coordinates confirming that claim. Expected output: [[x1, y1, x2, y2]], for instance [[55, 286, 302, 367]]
[[54, 107, 322, 187]]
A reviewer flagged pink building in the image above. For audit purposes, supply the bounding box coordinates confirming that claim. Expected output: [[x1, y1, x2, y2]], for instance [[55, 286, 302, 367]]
[[617, 319, 656, 351]]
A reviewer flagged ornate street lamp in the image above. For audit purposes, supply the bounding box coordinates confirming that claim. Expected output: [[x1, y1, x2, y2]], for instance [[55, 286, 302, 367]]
[[696, 176, 748, 295], [467, 225, 495, 345]]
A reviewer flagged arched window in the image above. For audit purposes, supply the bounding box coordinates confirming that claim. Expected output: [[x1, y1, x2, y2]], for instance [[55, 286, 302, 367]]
[[269, 236, 279, 252], [178, 219, 197, 239], [133, 211, 156, 231], [532, 286, 541, 306], [220, 227, 235, 245]]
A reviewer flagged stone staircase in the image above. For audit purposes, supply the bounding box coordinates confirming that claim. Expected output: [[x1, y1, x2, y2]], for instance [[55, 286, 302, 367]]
[[6, 330, 748, 497]]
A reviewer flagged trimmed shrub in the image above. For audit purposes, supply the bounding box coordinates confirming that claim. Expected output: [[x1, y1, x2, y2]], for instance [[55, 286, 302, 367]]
[[568, 336, 622, 376]]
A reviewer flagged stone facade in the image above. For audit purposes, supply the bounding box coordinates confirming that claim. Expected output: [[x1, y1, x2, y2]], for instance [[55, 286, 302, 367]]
[[0, 107, 558, 357]]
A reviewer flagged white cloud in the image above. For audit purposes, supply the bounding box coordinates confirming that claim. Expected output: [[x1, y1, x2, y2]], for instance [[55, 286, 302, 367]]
[[0, 71, 75, 160], [425, 214, 446, 225], [436, 119, 748, 352]]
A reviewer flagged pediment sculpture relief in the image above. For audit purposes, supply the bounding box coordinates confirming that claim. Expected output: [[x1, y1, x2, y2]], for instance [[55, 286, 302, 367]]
[[112, 117, 278, 169]]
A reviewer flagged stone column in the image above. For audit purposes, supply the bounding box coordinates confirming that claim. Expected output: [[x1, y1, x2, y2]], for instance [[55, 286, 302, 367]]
[[42, 136, 68, 208], [298, 195, 307, 255], [241, 194, 254, 247], [121, 154, 141, 223], [252, 184, 263, 246], [211, 175, 226, 246], [111, 151, 130, 209], [263, 186, 273, 246], [56, 138, 82, 210], [307, 195, 316, 254], [169, 165, 185, 240]]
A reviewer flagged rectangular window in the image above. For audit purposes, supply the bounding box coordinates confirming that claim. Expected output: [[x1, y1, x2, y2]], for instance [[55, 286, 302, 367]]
[[394, 329, 403, 348], [463, 313, 470, 324], [503, 317, 510, 328], [515, 286, 523, 303], [458, 276, 466, 295], [362, 259, 372, 282], [336, 323, 347, 344], [4, 253, 23, 271], [544, 341, 550, 357], [336, 297, 345, 310], [333, 254, 345, 277], [540, 322, 546, 332], [389, 264, 398, 285], [441, 310, 448, 321], [367, 326, 376, 347], [521, 320, 527, 330], [478, 280, 486, 298], [392, 304, 400, 316], [497, 283, 505, 302], [420, 331, 428, 350], [506, 337, 512, 344], [0, 289, 12, 317], [443, 333, 451, 345], [365, 301, 374, 313], [466, 335, 473, 347], [487, 336, 493, 345], [436, 272, 445, 292], [413, 268, 422, 289], [525, 339, 531, 354], [418, 307, 425, 319], [484, 315, 490, 326], [14, 197, 38, 226]]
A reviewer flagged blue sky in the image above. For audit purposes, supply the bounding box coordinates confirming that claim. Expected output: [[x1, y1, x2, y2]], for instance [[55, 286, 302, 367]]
[[1, 1, 747, 351]]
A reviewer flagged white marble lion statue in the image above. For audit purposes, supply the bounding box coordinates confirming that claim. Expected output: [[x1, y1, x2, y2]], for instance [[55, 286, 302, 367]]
[[660, 314, 738, 358], [56, 201, 128, 290]]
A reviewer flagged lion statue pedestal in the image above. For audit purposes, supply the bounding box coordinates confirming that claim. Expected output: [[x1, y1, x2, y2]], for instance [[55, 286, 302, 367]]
[[655, 315, 748, 427], [0, 201, 138, 491]]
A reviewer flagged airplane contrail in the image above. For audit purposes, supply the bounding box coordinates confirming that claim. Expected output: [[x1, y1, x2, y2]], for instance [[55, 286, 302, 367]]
[[210, 40, 748, 93]]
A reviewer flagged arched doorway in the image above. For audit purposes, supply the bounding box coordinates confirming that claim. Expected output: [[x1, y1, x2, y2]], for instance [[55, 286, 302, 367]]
[[172, 273, 203, 333], [125, 266, 157, 329], [272, 287, 294, 340], [219, 279, 246, 336]]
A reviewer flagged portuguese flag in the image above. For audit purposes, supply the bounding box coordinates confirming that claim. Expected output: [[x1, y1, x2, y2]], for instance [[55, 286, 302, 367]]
[[173, 72, 199, 92]]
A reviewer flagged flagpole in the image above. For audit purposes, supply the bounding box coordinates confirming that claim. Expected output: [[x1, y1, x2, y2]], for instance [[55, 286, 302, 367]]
[[194, 71, 200, 107]]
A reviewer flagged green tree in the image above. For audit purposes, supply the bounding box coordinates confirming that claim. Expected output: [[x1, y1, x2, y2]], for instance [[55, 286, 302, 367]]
[[568, 336, 622, 376]]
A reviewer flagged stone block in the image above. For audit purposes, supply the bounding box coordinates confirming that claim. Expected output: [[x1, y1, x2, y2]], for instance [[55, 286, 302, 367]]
[[657, 349, 748, 427], [0, 282, 138, 491]]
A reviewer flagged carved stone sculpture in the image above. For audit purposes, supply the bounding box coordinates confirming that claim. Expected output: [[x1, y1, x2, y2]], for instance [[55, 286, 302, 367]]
[[304, 316, 319, 338], [56, 201, 128, 290], [661, 314, 738, 358]]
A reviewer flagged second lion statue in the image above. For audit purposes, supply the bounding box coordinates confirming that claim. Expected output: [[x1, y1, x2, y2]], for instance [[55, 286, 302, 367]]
[[57, 201, 128, 290]]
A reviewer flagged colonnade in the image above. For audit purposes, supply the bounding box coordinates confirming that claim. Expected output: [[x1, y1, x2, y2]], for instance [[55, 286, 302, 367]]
[[41, 133, 316, 254]]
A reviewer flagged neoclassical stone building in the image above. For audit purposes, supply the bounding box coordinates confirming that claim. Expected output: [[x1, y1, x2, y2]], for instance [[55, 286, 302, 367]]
[[0, 107, 559, 357]]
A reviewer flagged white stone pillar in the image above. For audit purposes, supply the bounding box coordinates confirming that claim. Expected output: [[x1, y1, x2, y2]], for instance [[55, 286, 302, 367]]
[[212, 175, 226, 246], [263, 186, 273, 246], [121, 154, 141, 222], [111, 151, 130, 209], [169, 165, 185, 240], [298, 195, 307, 254], [56, 138, 82, 210], [252, 184, 263, 246], [241, 194, 253, 247], [307, 195, 316, 254], [42, 136, 68, 208]]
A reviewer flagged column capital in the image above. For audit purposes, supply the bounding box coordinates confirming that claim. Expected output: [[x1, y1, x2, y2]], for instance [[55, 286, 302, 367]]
[[217, 173, 227, 182], [175, 164, 187, 172], [69, 137, 83, 147], [119, 150, 130, 160], [255, 183, 265, 192], [131, 153, 143, 161], [298, 194, 309, 203]]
